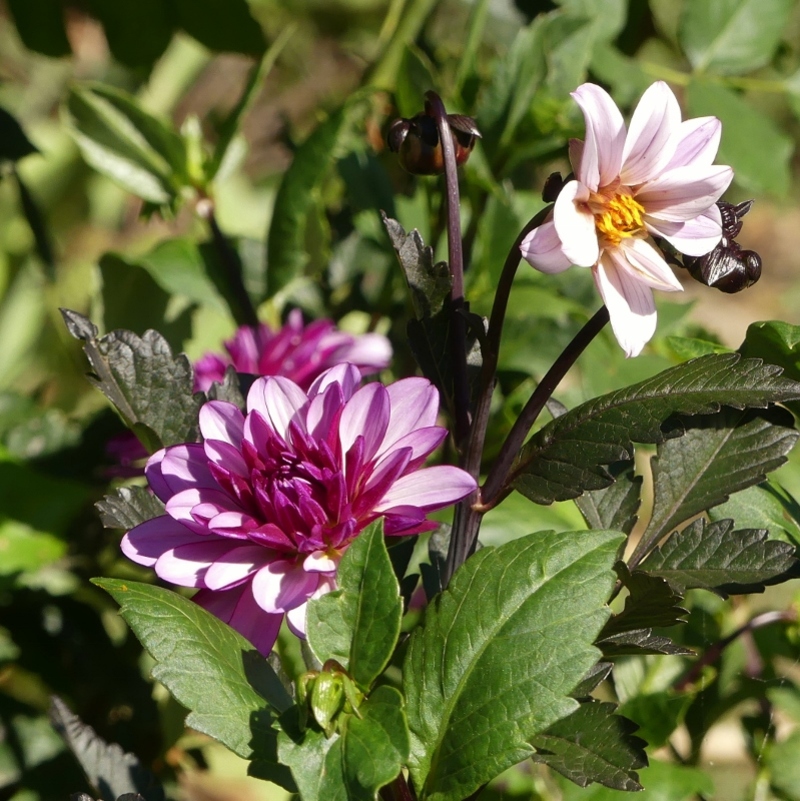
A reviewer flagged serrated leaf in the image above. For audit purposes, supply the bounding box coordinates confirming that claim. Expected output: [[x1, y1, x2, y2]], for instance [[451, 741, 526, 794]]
[[639, 518, 797, 594], [531, 701, 647, 791], [740, 320, 800, 416], [206, 365, 246, 409], [599, 564, 686, 639], [571, 662, 613, 699], [510, 354, 800, 507], [679, 0, 793, 75], [307, 522, 402, 691], [596, 629, 693, 657], [619, 693, 694, 749], [404, 528, 623, 801], [61, 309, 203, 452], [575, 461, 641, 534], [334, 686, 410, 800], [50, 696, 164, 801], [686, 81, 793, 196], [633, 407, 798, 563], [63, 84, 187, 205], [96, 486, 165, 530], [276, 709, 337, 801], [93, 579, 293, 789], [710, 482, 800, 545]]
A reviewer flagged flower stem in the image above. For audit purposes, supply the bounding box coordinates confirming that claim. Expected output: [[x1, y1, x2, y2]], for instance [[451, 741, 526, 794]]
[[196, 198, 259, 328], [443, 208, 550, 584], [479, 304, 610, 511], [424, 90, 470, 447]]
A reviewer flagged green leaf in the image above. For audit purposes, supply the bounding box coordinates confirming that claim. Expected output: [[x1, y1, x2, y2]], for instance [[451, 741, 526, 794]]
[[575, 461, 641, 534], [740, 320, 800, 415], [633, 406, 798, 562], [510, 354, 800, 507], [531, 701, 647, 791], [766, 729, 800, 800], [64, 84, 187, 205], [93, 579, 294, 787], [686, 81, 793, 196], [61, 309, 203, 452], [679, 0, 793, 75], [709, 482, 800, 545], [596, 629, 692, 657], [0, 521, 66, 577], [170, 0, 266, 55], [85, 0, 172, 68], [266, 102, 359, 295], [277, 712, 338, 801], [404, 528, 623, 801], [619, 693, 693, 749], [306, 522, 402, 691], [7, 0, 70, 57], [639, 517, 797, 594], [334, 686, 410, 799], [665, 335, 731, 360], [0, 107, 38, 162], [96, 486, 166, 530], [571, 662, 613, 698], [49, 696, 164, 801]]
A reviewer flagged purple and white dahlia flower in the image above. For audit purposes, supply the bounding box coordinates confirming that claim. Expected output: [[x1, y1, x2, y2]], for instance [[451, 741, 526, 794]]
[[194, 309, 392, 392], [521, 81, 733, 357], [121, 364, 476, 655]]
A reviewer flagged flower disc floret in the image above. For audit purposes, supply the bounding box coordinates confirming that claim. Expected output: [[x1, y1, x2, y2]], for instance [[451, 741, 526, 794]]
[[121, 364, 476, 655], [521, 81, 734, 357]]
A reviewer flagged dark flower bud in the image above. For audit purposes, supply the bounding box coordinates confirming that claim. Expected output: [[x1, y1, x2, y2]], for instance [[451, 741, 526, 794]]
[[542, 171, 566, 203], [387, 108, 481, 175], [672, 199, 762, 294]]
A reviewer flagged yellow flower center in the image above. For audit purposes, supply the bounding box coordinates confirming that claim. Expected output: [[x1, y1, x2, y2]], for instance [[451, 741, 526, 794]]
[[593, 192, 646, 247]]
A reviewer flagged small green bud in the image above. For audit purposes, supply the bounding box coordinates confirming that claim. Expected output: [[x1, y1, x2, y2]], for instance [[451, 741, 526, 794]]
[[311, 671, 345, 736]]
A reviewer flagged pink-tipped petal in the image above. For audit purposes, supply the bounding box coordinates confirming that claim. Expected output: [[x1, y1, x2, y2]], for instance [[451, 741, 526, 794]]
[[520, 220, 573, 274], [620, 81, 681, 185], [121, 516, 203, 567], [251, 560, 319, 614], [247, 376, 307, 437], [645, 204, 722, 257], [616, 239, 684, 292], [199, 401, 245, 448], [593, 258, 657, 358], [203, 544, 271, 590], [308, 363, 361, 400], [665, 117, 721, 170], [339, 383, 390, 463], [571, 83, 626, 190], [374, 465, 476, 512], [554, 181, 599, 267], [636, 164, 733, 222]]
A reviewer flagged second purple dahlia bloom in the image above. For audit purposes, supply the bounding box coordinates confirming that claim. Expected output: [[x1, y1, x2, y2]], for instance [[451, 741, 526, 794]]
[[194, 309, 392, 392], [521, 81, 733, 357], [122, 364, 476, 655]]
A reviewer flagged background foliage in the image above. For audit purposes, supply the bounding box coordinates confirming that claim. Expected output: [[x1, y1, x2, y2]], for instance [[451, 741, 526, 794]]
[[3, 0, 800, 798]]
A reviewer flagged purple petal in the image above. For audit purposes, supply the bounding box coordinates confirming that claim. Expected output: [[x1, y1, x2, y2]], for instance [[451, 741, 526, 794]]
[[378, 426, 446, 469], [146, 444, 216, 502], [305, 382, 345, 440], [380, 378, 440, 454], [620, 81, 681, 185], [665, 117, 721, 170], [571, 83, 625, 190], [615, 239, 683, 291], [339, 333, 393, 373], [208, 510, 260, 537], [247, 376, 307, 438], [636, 165, 733, 222], [203, 439, 248, 477], [303, 551, 339, 573], [520, 220, 573, 274], [251, 560, 320, 614], [199, 401, 245, 448], [166, 487, 242, 535], [155, 540, 235, 587], [339, 383, 390, 463], [194, 585, 282, 656], [308, 363, 361, 401], [553, 181, 599, 267], [593, 257, 657, 358], [645, 204, 722, 257], [121, 516, 203, 567], [286, 576, 336, 638], [203, 544, 273, 590], [374, 465, 476, 512]]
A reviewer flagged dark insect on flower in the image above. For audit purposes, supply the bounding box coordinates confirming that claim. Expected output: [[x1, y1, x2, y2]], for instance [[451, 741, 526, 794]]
[[542, 171, 567, 203], [387, 109, 481, 175], [675, 199, 762, 293]]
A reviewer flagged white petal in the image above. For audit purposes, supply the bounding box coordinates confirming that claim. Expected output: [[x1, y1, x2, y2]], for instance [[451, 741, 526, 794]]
[[571, 83, 626, 190], [620, 81, 681, 185], [199, 401, 245, 447], [594, 258, 657, 358], [636, 165, 733, 221], [303, 551, 339, 573], [519, 220, 573, 274], [204, 545, 270, 590], [553, 181, 599, 267], [246, 376, 307, 438], [665, 117, 721, 170], [616, 239, 683, 291], [645, 204, 722, 257]]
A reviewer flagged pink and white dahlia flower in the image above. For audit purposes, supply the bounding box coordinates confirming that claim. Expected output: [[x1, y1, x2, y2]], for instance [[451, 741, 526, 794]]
[[521, 81, 733, 357], [194, 309, 392, 392], [121, 364, 476, 655]]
